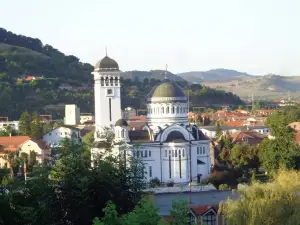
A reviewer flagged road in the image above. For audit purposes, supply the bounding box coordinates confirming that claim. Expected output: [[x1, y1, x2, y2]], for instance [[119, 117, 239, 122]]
[[154, 190, 238, 215]]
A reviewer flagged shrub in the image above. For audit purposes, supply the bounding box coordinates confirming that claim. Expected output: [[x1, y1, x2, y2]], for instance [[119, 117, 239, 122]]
[[150, 177, 160, 188], [219, 184, 230, 190]]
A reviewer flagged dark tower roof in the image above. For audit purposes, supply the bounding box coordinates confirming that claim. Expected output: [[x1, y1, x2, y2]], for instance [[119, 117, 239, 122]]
[[115, 118, 128, 127], [94, 56, 119, 72], [147, 80, 187, 103]]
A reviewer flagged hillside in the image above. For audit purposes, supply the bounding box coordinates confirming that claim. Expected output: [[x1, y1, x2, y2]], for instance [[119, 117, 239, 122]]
[[179, 69, 300, 100], [0, 28, 244, 119], [178, 69, 255, 82]]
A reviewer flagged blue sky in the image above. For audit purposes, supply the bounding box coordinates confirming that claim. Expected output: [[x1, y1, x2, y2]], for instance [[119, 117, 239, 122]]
[[1, 0, 299, 75]]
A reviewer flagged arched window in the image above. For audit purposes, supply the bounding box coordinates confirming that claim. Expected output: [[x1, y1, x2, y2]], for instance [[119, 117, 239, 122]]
[[179, 149, 181, 155], [171, 106, 175, 114], [182, 149, 185, 157], [166, 107, 169, 114], [141, 151, 143, 157], [145, 150, 148, 157], [172, 150, 174, 157], [121, 129, 125, 138], [175, 150, 177, 157], [100, 77, 104, 86], [203, 147, 206, 154], [137, 151, 140, 158], [110, 77, 114, 86], [165, 150, 167, 157], [176, 107, 179, 113], [162, 107, 164, 114], [180, 107, 182, 113], [149, 150, 151, 157], [105, 77, 109, 86]]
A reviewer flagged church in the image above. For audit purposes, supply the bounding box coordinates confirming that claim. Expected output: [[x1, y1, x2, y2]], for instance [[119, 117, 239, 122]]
[[91, 54, 211, 184]]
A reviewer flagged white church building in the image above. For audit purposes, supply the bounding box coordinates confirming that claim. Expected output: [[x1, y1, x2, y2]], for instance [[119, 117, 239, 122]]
[[91, 55, 211, 184]]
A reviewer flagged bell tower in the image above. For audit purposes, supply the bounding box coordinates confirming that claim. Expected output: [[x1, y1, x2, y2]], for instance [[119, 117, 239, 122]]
[[92, 54, 121, 139]]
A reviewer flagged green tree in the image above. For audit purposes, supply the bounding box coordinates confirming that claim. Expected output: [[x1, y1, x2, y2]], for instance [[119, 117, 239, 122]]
[[220, 169, 300, 225], [128, 90, 137, 98], [229, 144, 260, 171], [215, 123, 222, 139], [30, 111, 43, 139], [19, 111, 31, 136]]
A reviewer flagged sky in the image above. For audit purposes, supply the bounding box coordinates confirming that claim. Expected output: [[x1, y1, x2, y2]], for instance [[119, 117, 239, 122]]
[[0, 0, 300, 75]]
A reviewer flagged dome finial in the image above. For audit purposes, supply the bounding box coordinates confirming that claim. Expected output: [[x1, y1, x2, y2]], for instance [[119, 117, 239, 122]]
[[105, 46, 107, 56], [164, 64, 168, 79]]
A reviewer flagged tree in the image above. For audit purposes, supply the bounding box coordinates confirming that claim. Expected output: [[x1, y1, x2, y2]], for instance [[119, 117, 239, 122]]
[[19, 111, 31, 136], [128, 90, 137, 99], [220, 169, 300, 225], [30, 111, 43, 139], [215, 123, 222, 139], [229, 144, 260, 171]]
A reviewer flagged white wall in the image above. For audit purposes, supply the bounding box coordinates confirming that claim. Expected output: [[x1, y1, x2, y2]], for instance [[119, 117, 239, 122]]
[[65, 104, 80, 125], [43, 126, 80, 147], [0, 121, 19, 131]]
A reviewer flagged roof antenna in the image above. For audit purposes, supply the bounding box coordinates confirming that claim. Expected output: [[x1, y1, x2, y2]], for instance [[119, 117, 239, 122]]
[[105, 46, 107, 56], [164, 64, 168, 79]]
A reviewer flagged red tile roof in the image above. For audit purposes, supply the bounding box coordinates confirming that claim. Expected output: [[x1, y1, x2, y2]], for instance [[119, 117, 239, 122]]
[[224, 121, 244, 127], [189, 204, 218, 215], [0, 136, 31, 151]]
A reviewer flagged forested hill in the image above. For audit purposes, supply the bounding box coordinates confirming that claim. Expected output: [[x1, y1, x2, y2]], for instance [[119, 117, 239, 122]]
[[0, 27, 243, 119]]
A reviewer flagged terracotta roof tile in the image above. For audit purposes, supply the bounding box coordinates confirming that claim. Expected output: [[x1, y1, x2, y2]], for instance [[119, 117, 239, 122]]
[[0, 136, 31, 151]]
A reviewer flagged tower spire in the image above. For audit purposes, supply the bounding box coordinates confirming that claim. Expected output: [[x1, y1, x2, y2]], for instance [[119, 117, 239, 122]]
[[105, 46, 107, 56], [164, 64, 168, 79]]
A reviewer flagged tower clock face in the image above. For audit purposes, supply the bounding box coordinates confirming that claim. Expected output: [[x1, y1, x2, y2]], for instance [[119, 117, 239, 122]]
[[106, 88, 114, 96], [107, 89, 113, 95]]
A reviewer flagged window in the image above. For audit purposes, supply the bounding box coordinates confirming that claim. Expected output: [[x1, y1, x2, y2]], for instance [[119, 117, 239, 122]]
[[49, 132, 51, 136], [179, 149, 181, 155], [149, 166, 152, 178], [121, 129, 125, 138], [182, 149, 185, 157], [145, 150, 148, 157], [175, 150, 177, 157], [200, 147, 202, 154], [137, 151, 140, 158], [176, 107, 179, 113], [165, 150, 167, 157], [107, 89, 113, 95], [197, 147, 199, 154], [202, 211, 217, 225], [149, 150, 151, 157], [172, 150, 174, 157], [171, 107, 175, 114], [141, 151, 143, 158], [65, 132, 67, 135], [166, 107, 169, 114], [161, 107, 164, 113], [203, 147, 205, 154]]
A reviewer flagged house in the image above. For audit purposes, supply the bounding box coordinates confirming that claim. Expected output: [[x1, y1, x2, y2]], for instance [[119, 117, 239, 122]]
[[189, 205, 225, 225], [43, 125, 81, 147], [288, 122, 300, 132], [200, 126, 238, 139], [230, 130, 267, 146], [0, 136, 50, 168], [80, 113, 94, 124], [0, 120, 19, 131], [122, 107, 137, 119], [25, 75, 44, 81]]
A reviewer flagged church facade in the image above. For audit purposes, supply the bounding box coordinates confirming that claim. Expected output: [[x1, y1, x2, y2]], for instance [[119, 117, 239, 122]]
[[91, 55, 211, 184]]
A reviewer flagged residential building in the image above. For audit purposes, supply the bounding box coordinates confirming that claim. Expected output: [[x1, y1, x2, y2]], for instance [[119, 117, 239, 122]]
[[80, 113, 95, 124], [0, 120, 19, 131], [288, 122, 300, 132], [64, 104, 80, 125], [200, 126, 238, 139], [43, 125, 81, 147], [91, 55, 212, 184], [122, 107, 137, 119], [230, 129, 267, 146], [189, 205, 225, 225], [0, 136, 50, 167]]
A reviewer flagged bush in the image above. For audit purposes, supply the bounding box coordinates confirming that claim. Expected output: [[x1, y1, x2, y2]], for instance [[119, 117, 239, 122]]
[[0, 168, 10, 181], [150, 177, 160, 188], [167, 180, 174, 187], [204, 169, 240, 189], [219, 184, 230, 190]]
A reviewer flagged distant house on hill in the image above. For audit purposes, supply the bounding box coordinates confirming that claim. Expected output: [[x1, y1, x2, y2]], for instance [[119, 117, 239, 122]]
[[230, 129, 267, 146], [24, 75, 44, 81]]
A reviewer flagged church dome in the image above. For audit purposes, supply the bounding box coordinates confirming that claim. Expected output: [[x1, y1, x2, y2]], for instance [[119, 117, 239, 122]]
[[115, 118, 128, 127], [147, 80, 187, 103], [94, 56, 119, 72]]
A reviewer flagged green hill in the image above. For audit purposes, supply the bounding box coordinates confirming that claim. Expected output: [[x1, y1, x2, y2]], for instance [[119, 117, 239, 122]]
[[0, 28, 244, 119]]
